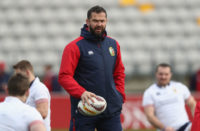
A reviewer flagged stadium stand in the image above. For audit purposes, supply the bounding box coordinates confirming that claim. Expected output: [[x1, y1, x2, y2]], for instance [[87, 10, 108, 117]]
[[0, 0, 200, 79]]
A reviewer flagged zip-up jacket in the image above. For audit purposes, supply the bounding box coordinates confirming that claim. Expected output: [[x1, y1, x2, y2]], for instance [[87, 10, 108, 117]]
[[58, 24, 125, 117]]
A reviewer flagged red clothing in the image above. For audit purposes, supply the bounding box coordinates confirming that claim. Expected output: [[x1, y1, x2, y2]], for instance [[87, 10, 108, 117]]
[[196, 70, 200, 91], [191, 101, 200, 131], [43, 71, 54, 91], [58, 37, 86, 98]]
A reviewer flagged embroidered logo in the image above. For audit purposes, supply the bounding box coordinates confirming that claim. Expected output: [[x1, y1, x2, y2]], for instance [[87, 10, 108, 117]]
[[88, 50, 94, 55], [173, 88, 177, 93], [109, 47, 115, 56]]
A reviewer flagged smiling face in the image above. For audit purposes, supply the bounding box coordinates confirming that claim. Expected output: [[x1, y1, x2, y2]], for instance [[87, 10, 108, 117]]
[[156, 66, 172, 86], [86, 12, 107, 37]]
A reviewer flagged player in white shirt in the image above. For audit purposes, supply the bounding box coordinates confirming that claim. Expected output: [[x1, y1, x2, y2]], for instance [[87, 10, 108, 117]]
[[13, 60, 51, 131], [0, 74, 46, 131], [142, 63, 196, 131]]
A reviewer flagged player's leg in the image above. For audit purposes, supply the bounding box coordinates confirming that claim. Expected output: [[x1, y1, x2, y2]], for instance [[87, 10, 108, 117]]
[[96, 114, 122, 131]]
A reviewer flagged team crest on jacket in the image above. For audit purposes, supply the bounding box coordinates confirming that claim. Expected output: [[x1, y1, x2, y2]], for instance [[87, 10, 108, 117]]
[[109, 47, 115, 56]]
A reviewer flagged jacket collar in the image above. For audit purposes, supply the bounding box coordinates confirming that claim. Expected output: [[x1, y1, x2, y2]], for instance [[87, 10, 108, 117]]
[[80, 24, 107, 41]]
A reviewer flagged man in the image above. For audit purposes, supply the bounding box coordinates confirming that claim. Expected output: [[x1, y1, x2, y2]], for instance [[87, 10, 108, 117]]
[[13, 60, 51, 131], [42, 64, 62, 92], [59, 5, 125, 131], [142, 63, 196, 131], [0, 74, 46, 131]]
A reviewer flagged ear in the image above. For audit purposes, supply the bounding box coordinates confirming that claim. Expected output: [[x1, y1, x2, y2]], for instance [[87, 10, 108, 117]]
[[25, 89, 30, 98], [86, 19, 89, 26], [26, 69, 32, 78], [170, 72, 173, 77], [26, 69, 30, 75]]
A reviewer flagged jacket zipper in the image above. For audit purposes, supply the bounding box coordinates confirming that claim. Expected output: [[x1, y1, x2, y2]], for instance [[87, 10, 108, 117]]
[[99, 41, 109, 114]]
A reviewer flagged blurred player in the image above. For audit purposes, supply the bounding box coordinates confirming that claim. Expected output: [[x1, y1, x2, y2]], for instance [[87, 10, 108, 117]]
[[0, 74, 46, 131], [142, 63, 196, 131], [0, 61, 10, 92], [59, 5, 125, 131], [13, 60, 51, 131]]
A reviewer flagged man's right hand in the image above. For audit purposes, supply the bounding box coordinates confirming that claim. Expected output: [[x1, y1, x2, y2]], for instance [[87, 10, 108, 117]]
[[81, 91, 97, 106]]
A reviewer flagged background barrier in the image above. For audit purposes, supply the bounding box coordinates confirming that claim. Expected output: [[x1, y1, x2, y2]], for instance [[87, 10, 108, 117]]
[[1, 93, 199, 130]]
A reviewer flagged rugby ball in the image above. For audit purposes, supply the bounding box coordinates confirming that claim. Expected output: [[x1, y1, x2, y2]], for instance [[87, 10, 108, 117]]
[[78, 95, 107, 116]]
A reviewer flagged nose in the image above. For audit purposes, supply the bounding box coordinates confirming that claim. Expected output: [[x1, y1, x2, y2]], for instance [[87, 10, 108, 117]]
[[97, 21, 101, 26]]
